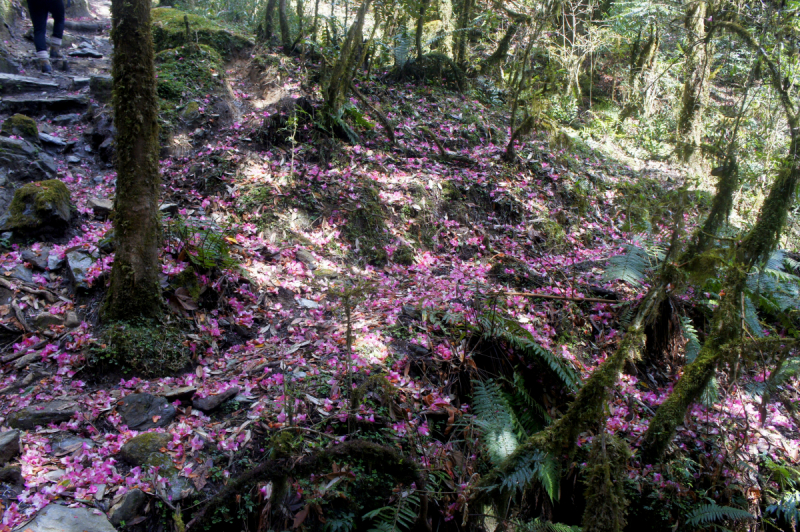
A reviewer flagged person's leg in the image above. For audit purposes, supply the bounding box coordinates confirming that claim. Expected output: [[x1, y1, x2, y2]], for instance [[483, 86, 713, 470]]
[[48, 0, 67, 70], [27, 0, 52, 72]]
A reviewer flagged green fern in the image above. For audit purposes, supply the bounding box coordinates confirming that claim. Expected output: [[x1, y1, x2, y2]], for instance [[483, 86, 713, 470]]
[[497, 449, 561, 501], [685, 502, 753, 528], [363, 490, 420, 532], [515, 518, 581, 531], [603, 241, 665, 287], [165, 216, 237, 270], [680, 315, 701, 363], [473, 379, 519, 465], [502, 371, 552, 437]]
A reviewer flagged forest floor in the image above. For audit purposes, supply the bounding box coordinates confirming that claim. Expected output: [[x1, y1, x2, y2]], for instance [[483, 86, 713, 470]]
[[0, 3, 798, 532]]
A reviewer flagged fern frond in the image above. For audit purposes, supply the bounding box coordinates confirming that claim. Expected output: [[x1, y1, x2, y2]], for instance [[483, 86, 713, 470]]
[[743, 296, 765, 338], [502, 371, 552, 437], [603, 242, 660, 287], [496, 449, 560, 501], [685, 503, 753, 527], [680, 315, 701, 363], [473, 379, 519, 466]]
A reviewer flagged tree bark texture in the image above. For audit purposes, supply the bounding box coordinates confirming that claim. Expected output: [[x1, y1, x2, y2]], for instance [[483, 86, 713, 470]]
[[677, 0, 710, 163], [455, 0, 473, 66], [279, 0, 292, 52], [103, 0, 162, 321], [437, 0, 454, 58], [263, 0, 277, 42], [324, 0, 372, 115]]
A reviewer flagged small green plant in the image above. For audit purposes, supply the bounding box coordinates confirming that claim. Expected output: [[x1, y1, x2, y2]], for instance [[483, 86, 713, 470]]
[[362, 488, 421, 532], [684, 501, 753, 530], [165, 215, 237, 271]]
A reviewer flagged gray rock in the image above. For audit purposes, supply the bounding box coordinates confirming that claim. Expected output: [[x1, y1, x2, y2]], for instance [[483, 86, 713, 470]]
[[12, 504, 116, 532], [21, 248, 50, 271], [69, 47, 103, 58], [1, 180, 72, 237], [295, 249, 317, 269], [7, 399, 79, 430], [118, 393, 176, 431], [3, 264, 33, 283], [162, 386, 196, 402], [108, 488, 146, 527], [0, 430, 20, 464], [298, 298, 320, 309], [0, 73, 59, 94], [0, 465, 22, 485], [119, 432, 171, 465], [53, 113, 82, 125], [64, 311, 81, 328], [88, 197, 113, 218], [47, 252, 65, 271], [34, 313, 65, 330], [159, 203, 179, 215], [66, 249, 96, 290], [143, 453, 194, 501], [0, 95, 89, 115], [49, 434, 93, 456], [192, 386, 240, 412], [0, 137, 55, 182], [72, 77, 90, 89], [38, 133, 66, 148], [66, 155, 81, 164], [89, 75, 112, 102]]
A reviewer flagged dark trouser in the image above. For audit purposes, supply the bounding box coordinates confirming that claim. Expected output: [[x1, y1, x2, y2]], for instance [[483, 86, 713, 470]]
[[27, 0, 65, 53]]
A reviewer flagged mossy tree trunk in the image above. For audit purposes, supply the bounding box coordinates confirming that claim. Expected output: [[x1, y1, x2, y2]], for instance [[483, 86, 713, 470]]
[[437, 0, 454, 58], [618, 24, 660, 123], [454, 0, 473, 66], [676, 0, 711, 164], [324, 0, 372, 116], [263, 0, 278, 42], [640, 24, 800, 462], [103, 0, 162, 321], [279, 0, 292, 52], [415, 0, 431, 59]]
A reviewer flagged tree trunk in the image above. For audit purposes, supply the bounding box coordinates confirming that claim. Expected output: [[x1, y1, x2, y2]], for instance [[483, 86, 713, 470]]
[[67, 0, 91, 18], [640, 29, 800, 460], [264, 0, 278, 42], [324, 0, 372, 116], [296, 0, 304, 41], [455, 0, 473, 66], [279, 0, 292, 52], [618, 25, 660, 124], [416, 0, 431, 59], [312, 0, 320, 43], [481, 20, 522, 74], [437, 0, 454, 58], [676, 0, 710, 164], [103, 0, 162, 321]]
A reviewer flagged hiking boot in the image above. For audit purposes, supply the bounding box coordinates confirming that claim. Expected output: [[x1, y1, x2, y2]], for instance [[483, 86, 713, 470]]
[[39, 58, 52, 73], [50, 45, 63, 59]]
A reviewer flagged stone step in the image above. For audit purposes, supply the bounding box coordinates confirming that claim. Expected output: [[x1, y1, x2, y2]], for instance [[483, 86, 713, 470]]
[[0, 94, 88, 114], [0, 73, 59, 94]]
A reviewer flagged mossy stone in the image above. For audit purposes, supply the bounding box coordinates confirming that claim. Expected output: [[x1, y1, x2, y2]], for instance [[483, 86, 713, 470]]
[[91, 320, 190, 377], [1, 114, 38, 142], [119, 432, 172, 465], [393, 245, 415, 266], [151, 8, 253, 60], [180, 100, 202, 126], [89, 75, 113, 103], [2, 179, 73, 236]]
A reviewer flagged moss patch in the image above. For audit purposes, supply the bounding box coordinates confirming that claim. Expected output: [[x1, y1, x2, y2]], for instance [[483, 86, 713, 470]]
[[3, 180, 73, 233], [152, 8, 253, 60], [392, 245, 415, 266], [1, 114, 38, 142], [90, 319, 190, 377], [155, 44, 224, 133], [343, 185, 390, 267]]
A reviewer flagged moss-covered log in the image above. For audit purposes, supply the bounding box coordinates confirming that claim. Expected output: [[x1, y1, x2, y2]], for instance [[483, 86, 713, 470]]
[[582, 434, 631, 532], [676, 0, 711, 164], [103, 0, 163, 321]]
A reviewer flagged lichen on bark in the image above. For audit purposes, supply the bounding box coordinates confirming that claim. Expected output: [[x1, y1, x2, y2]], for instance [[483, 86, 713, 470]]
[[102, 0, 163, 322]]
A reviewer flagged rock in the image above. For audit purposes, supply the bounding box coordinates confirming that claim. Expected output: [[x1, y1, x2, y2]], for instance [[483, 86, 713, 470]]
[[38, 133, 66, 148], [295, 249, 317, 269], [66, 249, 96, 290], [1, 114, 38, 142], [66, 155, 81, 164], [0, 137, 57, 181], [0, 430, 20, 464], [21, 247, 50, 271], [89, 75, 112, 102], [53, 113, 82, 125], [119, 432, 171, 465], [69, 46, 103, 58], [7, 399, 79, 430], [162, 386, 196, 402], [108, 488, 146, 527], [47, 251, 64, 271], [0, 74, 59, 94], [143, 452, 194, 501], [298, 298, 320, 309], [180, 101, 202, 127], [13, 504, 116, 532], [49, 434, 93, 456], [64, 311, 81, 328], [2, 181, 73, 238], [98, 136, 114, 162], [0, 465, 22, 485], [71, 77, 90, 89], [192, 386, 240, 411], [117, 393, 176, 431], [159, 203, 179, 215], [0, 95, 89, 115], [34, 313, 64, 330], [2, 264, 33, 283], [88, 197, 113, 219], [313, 268, 338, 279]]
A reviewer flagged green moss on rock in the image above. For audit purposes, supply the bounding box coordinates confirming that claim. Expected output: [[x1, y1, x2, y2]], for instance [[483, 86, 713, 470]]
[[90, 320, 190, 377], [152, 8, 253, 60], [120, 432, 172, 465], [1, 114, 38, 142], [2, 180, 73, 234]]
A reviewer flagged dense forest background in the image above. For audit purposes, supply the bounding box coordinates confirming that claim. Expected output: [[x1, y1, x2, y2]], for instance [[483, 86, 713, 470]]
[[0, 0, 798, 529]]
